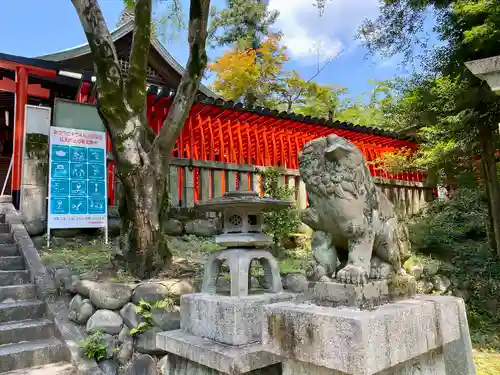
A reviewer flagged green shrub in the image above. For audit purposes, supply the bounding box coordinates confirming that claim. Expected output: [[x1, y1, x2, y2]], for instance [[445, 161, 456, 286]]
[[260, 167, 302, 243], [130, 298, 176, 336], [79, 329, 109, 361], [410, 188, 488, 256]]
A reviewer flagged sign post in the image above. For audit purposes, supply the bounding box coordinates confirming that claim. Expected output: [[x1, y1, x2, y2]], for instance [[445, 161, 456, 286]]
[[47, 126, 108, 247]]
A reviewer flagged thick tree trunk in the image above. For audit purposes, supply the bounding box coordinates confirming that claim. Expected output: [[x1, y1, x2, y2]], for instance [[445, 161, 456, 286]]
[[73, 0, 210, 278], [478, 122, 500, 257], [118, 166, 170, 278]]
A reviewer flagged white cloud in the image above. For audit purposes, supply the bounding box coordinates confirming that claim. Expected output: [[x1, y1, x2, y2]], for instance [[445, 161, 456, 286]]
[[267, 0, 379, 65]]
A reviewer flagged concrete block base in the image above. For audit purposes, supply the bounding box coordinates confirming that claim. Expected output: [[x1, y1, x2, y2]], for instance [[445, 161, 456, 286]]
[[281, 350, 445, 375], [263, 295, 474, 375], [157, 329, 281, 374], [181, 292, 294, 345]]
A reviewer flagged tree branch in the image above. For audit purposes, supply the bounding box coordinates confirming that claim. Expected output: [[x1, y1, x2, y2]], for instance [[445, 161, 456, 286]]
[[71, 0, 126, 126], [151, 0, 210, 171], [126, 0, 152, 114]]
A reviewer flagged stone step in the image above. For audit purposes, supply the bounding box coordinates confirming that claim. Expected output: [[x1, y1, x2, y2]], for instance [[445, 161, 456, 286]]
[[0, 285, 37, 303], [0, 271, 30, 286], [0, 301, 46, 324], [0, 319, 55, 346], [0, 257, 24, 271], [0, 339, 67, 373], [0, 224, 10, 234], [0, 233, 14, 244], [0, 245, 19, 257], [0, 362, 75, 375]]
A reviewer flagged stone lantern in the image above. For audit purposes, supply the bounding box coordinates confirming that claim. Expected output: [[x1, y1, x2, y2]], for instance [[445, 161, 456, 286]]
[[194, 190, 292, 297]]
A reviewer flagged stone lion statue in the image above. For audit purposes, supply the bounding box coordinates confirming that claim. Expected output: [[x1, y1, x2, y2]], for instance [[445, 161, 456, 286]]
[[298, 134, 411, 285]]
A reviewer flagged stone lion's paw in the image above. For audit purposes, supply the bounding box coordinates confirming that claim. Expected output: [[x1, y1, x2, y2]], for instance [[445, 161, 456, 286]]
[[337, 264, 368, 285]]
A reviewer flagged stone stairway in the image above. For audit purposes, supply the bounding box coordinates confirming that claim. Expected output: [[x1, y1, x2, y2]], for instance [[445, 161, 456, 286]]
[[0, 223, 75, 375]]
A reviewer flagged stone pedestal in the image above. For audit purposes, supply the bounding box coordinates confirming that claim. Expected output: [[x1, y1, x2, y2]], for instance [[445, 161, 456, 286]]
[[158, 292, 295, 374], [300, 280, 390, 308], [262, 295, 475, 375]]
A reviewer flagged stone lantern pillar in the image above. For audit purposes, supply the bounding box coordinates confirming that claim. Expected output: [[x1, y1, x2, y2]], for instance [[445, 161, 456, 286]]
[[157, 190, 294, 375]]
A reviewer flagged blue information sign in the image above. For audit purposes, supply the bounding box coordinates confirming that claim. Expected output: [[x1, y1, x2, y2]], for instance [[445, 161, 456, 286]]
[[48, 127, 107, 229]]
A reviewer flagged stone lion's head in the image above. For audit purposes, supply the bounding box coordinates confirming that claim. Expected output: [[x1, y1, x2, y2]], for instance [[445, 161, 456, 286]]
[[298, 134, 371, 201]]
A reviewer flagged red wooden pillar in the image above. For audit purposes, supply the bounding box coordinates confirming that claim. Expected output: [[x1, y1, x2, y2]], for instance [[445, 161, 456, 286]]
[[11, 67, 28, 208]]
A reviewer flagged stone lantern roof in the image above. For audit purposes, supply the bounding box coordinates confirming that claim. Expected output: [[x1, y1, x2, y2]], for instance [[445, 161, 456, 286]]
[[194, 191, 292, 212]]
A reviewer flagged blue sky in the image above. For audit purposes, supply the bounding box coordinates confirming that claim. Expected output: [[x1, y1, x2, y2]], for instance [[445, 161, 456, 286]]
[[0, 0, 431, 99]]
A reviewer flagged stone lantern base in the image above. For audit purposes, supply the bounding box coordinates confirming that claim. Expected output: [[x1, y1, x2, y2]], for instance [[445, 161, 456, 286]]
[[262, 295, 475, 375], [157, 292, 295, 374]]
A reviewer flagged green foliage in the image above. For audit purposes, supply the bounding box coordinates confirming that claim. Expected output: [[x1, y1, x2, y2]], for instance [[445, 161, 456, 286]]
[[79, 330, 109, 361], [410, 188, 488, 256], [260, 168, 302, 243], [359, 0, 500, 182], [410, 189, 500, 352], [130, 298, 176, 336], [208, 0, 280, 48]]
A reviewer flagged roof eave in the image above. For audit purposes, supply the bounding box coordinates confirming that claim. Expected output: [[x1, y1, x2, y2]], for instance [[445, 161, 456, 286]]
[[36, 20, 218, 98]]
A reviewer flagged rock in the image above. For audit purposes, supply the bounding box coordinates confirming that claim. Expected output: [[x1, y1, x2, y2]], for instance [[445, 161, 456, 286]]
[[151, 306, 181, 331], [54, 269, 80, 294], [432, 275, 451, 293], [409, 264, 424, 280], [117, 336, 134, 364], [423, 262, 440, 277], [89, 283, 132, 309], [159, 279, 196, 303], [68, 294, 95, 325], [184, 219, 217, 237], [99, 359, 119, 375], [319, 275, 331, 282], [120, 302, 144, 329], [75, 280, 100, 298], [101, 333, 116, 360], [31, 236, 45, 250], [158, 355, 169, 375], [163, 218, 183, 236], [284, 273, 307, 293], [24, 219, 45, 237], [417, 280, 434, 294], [136, 326, 167, 355], [306, 264, 326, 282], [132, 283, 168, 304], [124, 354, 157, 375], [86, 309, 123, 334], [118, 327, 130, 343]]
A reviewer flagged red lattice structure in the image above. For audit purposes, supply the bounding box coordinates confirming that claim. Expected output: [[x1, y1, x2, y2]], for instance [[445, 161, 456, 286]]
[[76, 82, 424, 205]]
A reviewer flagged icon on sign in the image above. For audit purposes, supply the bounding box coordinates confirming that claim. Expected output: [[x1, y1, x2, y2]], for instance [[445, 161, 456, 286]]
[[89, 181, 105, 197], [51, 180, 69, 197], [51, 162, 69, 179], [88, 198, 106, 214], [71, 163, 87, 179], [88, 148, 105, 162], [70, 181, 87, 196], [88, 163, 105, 180], [51, 145, 69, 161], [70, 198, 87, 214], [50, 197, 69, 214], [70, 146, 87, 162]]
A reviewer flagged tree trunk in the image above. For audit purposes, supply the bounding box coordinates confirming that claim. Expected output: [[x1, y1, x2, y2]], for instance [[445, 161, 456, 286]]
[[478, 122, 500, 257], [118, 166, 170, 278], [480, 159, 497, 252]]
